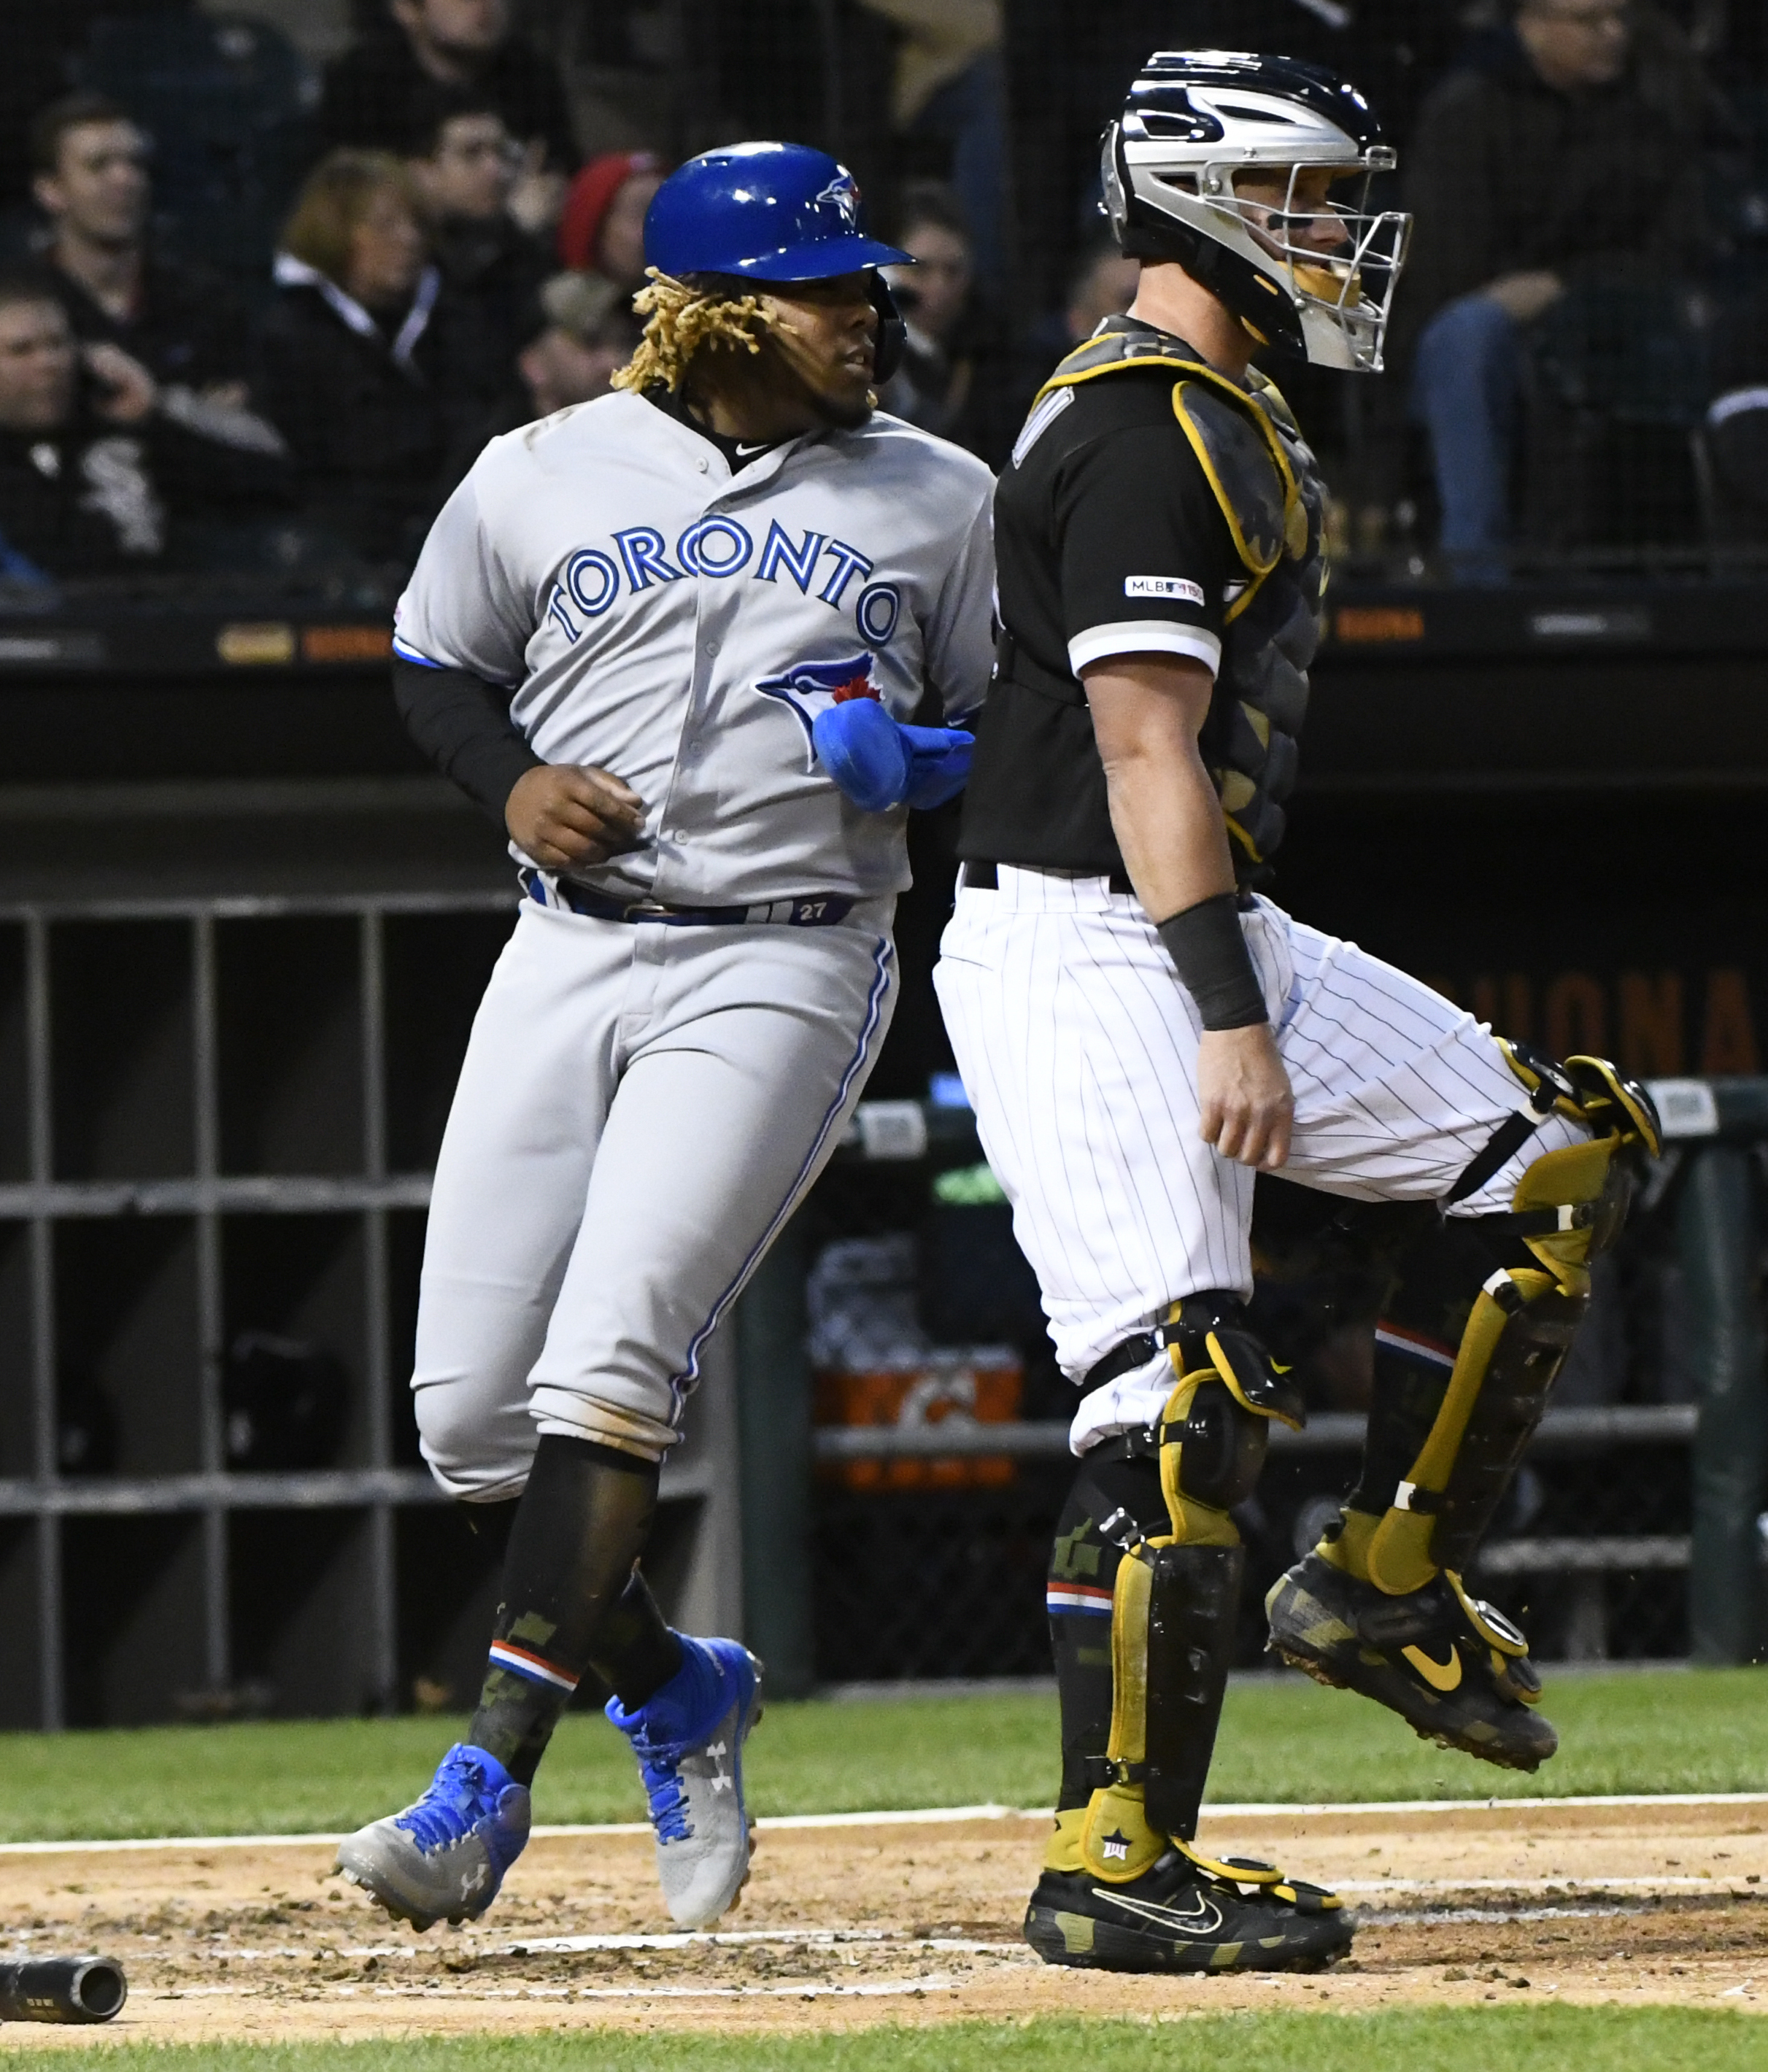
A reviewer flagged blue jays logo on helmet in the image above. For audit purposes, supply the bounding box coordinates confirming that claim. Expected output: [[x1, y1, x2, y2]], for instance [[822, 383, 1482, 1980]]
[[644, 142, 910, 283], [814, 171, 861, 231], [755, 653, 881, 765]]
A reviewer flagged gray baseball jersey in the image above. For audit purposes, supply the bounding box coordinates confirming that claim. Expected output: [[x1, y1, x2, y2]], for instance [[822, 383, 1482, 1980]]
[[394, 390, 996, 907]]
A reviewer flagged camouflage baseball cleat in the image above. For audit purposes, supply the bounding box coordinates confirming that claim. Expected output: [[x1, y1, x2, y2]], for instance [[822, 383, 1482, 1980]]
[[336, 1742, 531, 1930], [1265, 1551, 1557, 1771], [1024, 1842, 1351, 1974]]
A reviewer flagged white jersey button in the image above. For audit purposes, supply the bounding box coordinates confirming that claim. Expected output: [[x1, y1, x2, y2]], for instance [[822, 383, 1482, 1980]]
[[705, 640, 719, 656], [695, 457, 709, 473]]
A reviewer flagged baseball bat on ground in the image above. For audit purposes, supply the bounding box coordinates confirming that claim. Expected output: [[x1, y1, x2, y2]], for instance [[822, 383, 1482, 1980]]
[[0, 1957, 128, 2022]]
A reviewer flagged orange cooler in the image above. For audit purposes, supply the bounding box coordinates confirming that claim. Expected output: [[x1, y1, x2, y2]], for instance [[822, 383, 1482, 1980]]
[[814, 1348, 1024, 1491]]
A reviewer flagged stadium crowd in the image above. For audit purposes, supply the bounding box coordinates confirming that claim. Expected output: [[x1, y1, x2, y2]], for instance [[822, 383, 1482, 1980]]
[[0, 0, 1764, 589]]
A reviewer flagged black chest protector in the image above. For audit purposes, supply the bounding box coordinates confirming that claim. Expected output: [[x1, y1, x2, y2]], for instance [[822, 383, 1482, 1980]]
[[1024, 328, 1328, 879]]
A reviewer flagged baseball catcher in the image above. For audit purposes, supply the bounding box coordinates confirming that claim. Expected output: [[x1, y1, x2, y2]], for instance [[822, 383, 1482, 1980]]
[[934, 49, 1659, 1974]]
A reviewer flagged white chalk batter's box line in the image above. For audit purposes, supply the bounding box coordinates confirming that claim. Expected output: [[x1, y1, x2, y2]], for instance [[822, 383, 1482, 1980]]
[[152, 1976, 968, 2003], [5, 1791, 1766, 1855], [7, 1931, 1031, 1964], [15, 1889, 1748, 1970]]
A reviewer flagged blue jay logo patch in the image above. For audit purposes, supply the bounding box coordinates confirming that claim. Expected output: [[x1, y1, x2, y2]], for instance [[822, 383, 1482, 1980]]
[[814, 171, 862, 230], [755, 652, 879, 765]]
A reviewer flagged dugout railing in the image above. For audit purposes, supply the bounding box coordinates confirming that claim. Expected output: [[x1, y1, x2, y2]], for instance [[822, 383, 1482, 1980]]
[[0, 888, 741, 1732]]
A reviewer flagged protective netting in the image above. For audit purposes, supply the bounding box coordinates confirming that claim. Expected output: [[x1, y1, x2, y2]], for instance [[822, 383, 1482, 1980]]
[[808, 1200, 1702, 1682]]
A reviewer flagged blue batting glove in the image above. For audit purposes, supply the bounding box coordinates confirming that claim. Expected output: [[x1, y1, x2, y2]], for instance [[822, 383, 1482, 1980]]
[[900, 724, 974, 811], [812, 698, 911, 811]]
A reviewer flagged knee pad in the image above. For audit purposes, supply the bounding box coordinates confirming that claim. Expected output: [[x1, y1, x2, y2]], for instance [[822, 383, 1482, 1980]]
[[1153, 1293, 1303, 1544], [1454, 1041, 1659, 1223]]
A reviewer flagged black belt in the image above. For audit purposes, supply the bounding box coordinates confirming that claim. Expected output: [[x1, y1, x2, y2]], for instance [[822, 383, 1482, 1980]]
[[522, 867, 853, 929], [960, 860, 1135, 896], [963, 862, 1257, 913]]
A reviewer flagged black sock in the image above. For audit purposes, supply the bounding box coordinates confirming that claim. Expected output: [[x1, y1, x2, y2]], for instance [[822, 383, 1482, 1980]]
[[463, 1498, 520, 1555], [586, 1567, 682, 1712], [466, 1435, 663, 1785]]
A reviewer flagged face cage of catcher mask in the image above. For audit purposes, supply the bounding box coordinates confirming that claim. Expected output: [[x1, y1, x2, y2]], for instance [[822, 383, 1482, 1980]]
[[1189, 159, 1412, 370]]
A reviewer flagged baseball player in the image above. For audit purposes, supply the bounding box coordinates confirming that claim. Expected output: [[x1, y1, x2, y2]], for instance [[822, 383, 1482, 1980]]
[[334, 142, 992, 1933], [933, 50, 1659, 1974]]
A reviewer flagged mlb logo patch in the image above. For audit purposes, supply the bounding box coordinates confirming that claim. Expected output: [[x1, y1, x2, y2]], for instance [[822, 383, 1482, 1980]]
[[1124, 575, 1205, 605]]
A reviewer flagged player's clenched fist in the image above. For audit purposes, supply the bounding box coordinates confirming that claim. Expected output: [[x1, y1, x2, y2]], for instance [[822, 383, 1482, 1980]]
[[506, 764, 644, 870], [1197, 1024, 1294, 1171]]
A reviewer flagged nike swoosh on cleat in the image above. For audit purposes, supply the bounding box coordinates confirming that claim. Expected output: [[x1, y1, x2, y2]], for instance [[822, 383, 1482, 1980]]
[[1094, 1889, 1225, 1938], [1402, 1642, 1464, 1691]]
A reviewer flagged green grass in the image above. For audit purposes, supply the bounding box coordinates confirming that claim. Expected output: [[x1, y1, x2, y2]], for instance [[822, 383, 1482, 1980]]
[[5, 2011, 1765, 2072], [0, 1669, 1761, 1844]]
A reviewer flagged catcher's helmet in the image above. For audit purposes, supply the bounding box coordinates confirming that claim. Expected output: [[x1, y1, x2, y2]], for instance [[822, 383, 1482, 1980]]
[[644, 142, 910, 380], [1103, 50, 1411, 371]]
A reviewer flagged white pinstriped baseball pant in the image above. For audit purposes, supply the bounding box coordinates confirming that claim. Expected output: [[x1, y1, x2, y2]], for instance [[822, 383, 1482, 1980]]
[[933, 867, 1587, 1453]]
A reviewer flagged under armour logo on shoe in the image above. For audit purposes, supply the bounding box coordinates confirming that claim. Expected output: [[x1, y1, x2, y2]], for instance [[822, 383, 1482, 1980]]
[[710, 1776, 732, 1793], [1100, 1829, 1132, 1862], [460, 1862, 489, 1897]]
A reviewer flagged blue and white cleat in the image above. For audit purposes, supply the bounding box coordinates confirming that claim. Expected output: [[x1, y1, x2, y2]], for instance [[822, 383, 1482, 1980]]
[[335, 1742, 530, 1931], [607, 1636, 763, 1928]]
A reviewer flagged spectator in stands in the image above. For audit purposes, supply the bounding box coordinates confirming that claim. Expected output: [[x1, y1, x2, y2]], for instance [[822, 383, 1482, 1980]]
[[321, 0, 576, 231], [1401, 0, 1707, 575], [0, 277, 287, 581], [1062, 237, 1139, 347], [260, 151, 479, 564], [878, 179, 1021, 465], [556, 151, 665, 296], [518, 271, 640, 417], [406, 84, 549, 390], [858, 1, 1005, 285], [447, 268, 640, 479], [26, 92, 281, 455], [1015, 238, 1140, 388]]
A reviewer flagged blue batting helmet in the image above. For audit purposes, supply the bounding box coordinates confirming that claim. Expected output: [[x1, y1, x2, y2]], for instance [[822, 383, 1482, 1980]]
[[644, 142, 911, 282]]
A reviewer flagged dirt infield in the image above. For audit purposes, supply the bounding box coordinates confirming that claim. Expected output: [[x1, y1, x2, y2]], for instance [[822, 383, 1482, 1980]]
[[0, 1798, 1763, 2045]]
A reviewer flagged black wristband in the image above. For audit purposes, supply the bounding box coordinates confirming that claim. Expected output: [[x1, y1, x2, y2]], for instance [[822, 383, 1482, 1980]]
[[1155, 893, 1268, 1029]]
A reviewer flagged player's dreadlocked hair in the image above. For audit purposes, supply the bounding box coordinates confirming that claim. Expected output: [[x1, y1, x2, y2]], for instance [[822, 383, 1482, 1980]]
[[611, 270, 781, 396]]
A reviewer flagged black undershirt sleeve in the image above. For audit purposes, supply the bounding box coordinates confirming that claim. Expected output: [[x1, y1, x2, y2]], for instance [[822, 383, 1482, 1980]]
[[393, 656, 542, 827]]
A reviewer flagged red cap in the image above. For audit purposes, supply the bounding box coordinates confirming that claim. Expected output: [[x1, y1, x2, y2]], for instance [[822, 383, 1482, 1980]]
[[557, 150, 665, 272]]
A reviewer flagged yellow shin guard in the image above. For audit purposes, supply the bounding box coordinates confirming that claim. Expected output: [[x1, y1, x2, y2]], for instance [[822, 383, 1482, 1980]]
[[1079, 1352, 1288, 1882], [1361, 1089, 1638, 1597]]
